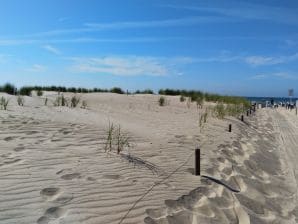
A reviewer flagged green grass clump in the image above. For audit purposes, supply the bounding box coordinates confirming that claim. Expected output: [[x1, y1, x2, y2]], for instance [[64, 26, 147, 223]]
[[213, 103, 226, 119], [70, 95, 80, 108], [17, 95, 24, 106], [180, 95, 185, 102], [53, 94, 68, 107], [81, 100, 87, 109], [158, 96, 165, 106], [104, 122, 130, 154], [37, 90, 43, 96], [199, 108, 209, 131], [0, 97, 9, 110]]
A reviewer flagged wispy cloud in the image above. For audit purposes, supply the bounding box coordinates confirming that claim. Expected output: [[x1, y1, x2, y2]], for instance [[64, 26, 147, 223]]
[[162, 2, 298, 25], [25, 64, 47, 72], [250, 72, 298, 80], [69, 56, 172, 76], [244, 53, 298, 66], [42, 45, 61, 55], [0, 37, 190, 46], [26, 16, 232, 38]]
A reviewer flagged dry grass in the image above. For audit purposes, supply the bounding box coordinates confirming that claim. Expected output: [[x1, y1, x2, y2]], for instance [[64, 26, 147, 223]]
[[17, 95, 24, 106], [104, 122, 131, 154], [0, 97, 9, 110]]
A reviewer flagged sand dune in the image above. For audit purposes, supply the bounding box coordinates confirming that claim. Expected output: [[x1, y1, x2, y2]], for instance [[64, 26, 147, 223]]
[[0, 92, 297, 223]]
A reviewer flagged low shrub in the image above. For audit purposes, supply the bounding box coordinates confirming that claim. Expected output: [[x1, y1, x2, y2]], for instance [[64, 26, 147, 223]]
[[180, 95, 185, 102], [70, 95, 80, 108], [81, 100, 87, 109], [0, 97, 9, 110], [17, 95, 24, 106], [19, 87, 32, 96], [0, 83, 16, 95], [158, 96, 165, 106], [37, 90, 43, 96]]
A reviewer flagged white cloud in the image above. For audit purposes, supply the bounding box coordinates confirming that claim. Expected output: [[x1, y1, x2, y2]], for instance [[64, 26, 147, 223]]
[[69, 56, 172, 76], [25, 64, 47, 72], [162, 2, 298, 25], [42, 45, 61, 54], [250, 72, 298, 80], [249, 74, 268, 80], [244, 53, 298, 66]]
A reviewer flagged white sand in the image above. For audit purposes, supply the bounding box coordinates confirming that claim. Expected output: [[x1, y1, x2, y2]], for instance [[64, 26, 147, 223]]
[[0, 92, 297, 224]]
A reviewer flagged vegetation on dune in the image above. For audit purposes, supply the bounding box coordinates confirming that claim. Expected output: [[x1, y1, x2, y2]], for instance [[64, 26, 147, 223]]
[[0, 97, 9, 110], [0, 83, 16, 95], [104, 122, 131, 154], [53, 94, 68, 107], [180, 95, 185, 102], [19, 87, 32, 96], [134, 89, 154, 94], [37, 89, 43, 96], [70, 95, 80, 108], [159, 88, 249, 107], [17, 95, 25, 106], [158, 96, 166, 106]]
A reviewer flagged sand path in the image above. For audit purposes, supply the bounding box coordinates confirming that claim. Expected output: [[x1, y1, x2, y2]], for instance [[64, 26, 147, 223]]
[[272, 109, 298, 221]]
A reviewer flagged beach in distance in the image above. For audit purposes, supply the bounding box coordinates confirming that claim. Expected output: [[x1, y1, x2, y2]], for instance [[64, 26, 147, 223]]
[[0, 91, 297, 224]]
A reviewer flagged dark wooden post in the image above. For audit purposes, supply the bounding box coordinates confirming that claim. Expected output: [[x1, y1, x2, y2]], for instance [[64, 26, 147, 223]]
[[246, 110, 249, 116], [195, 148, 200, 176], [241, 115, 244, 122], [229, 124, 232, 132]]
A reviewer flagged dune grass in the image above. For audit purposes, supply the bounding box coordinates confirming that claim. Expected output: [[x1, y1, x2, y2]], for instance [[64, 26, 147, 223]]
[[17, 95, 24, 106], [158, 96, 165, 106], [0, 97, 9, 110], [104, 122, 131, 154], [70, 95, 80, 108]]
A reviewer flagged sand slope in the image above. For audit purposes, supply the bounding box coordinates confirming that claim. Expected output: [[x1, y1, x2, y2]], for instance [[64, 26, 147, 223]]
[[0, 93, 297, 224]]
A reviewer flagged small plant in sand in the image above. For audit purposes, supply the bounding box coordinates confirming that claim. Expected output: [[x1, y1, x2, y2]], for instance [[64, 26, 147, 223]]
[[213, 102, 226, 119], [196, 97, 204, 109], [104, 122, 131, 154], [81, 100, 87, 109], [0, 97, 9, 110], [17, 95, 24, 106], [180, 95, 185, 102], [53, 95, 68, 107], [70, 95, 80, 108], [186, 97, 191, 109], [199, 108, 209, 131], [37, 89, 43, 96], [158, 96, 165, 106], [44, 97, 48, 106]]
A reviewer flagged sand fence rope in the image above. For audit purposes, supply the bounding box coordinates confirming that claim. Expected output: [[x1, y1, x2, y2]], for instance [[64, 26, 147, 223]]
[[118, 152, 194, 224]]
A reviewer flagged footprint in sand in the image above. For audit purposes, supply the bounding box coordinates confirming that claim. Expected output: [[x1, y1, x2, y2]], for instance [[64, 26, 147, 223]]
[[4, 136, 17, 141], [37, 207, 67, 224], [40, 188, 61, 201], [102, 174, 121, 180], [61, 173, 81, 180]]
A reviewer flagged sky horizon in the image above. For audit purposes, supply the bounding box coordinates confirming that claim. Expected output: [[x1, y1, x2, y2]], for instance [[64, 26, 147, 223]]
[[0, 0, 298, 97]]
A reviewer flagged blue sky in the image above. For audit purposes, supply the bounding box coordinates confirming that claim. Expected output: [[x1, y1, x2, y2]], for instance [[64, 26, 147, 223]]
[[0, 0, 298, 96]]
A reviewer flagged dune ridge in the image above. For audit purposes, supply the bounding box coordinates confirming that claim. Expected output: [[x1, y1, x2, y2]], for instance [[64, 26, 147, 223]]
[[0, 92, 297, 224]]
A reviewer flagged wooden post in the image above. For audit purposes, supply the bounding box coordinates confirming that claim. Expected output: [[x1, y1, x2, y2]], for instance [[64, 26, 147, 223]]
[[195, 148, 200, 176], [246, 110, 249, 116], [229, 124, 232, 132], [241, 115, 244, 122]]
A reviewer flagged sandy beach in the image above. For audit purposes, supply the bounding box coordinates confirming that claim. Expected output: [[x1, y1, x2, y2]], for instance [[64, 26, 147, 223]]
[[0, 92, 297, 224]]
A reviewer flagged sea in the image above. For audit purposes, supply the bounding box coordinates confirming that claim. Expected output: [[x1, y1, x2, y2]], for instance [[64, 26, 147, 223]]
[[246, 97, 298, 105]]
